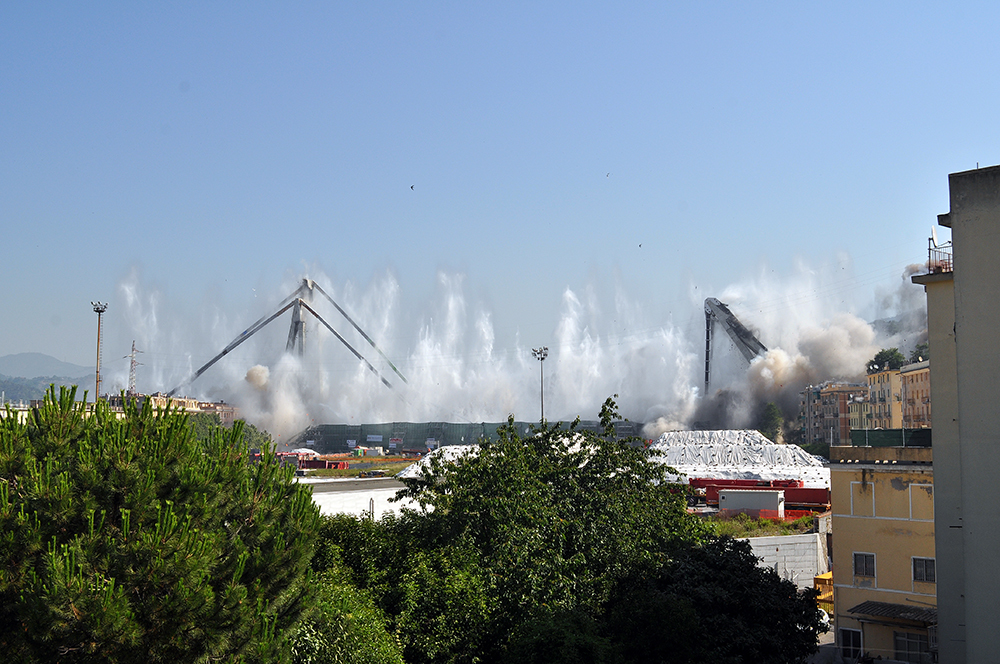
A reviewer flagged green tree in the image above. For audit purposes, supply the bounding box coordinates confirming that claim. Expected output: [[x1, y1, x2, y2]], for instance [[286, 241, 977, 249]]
[[756, 401, 783, 442], [603, 537, 825, 664], [288, 565, 403, 664], [321, 399, 710, 662], [0, 386, 321, 662], [188, 412, 273, 451], [910, 342, 929, 363], [316, 397, 825, 663], [867, 347, 906, 373]]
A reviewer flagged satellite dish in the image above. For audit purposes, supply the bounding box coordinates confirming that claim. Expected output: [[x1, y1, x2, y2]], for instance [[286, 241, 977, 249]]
[[931, 226, 940, 248]]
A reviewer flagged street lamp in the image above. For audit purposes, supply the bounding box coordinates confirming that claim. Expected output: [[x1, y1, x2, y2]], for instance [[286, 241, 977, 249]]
[[92, 301, 107, 404], [532, 346, 548, 422]]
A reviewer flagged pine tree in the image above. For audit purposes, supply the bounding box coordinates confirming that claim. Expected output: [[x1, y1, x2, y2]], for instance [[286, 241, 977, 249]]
[[0, 386, 321, 662]]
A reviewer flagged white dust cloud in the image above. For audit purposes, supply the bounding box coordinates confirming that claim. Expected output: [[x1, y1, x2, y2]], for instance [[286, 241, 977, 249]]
[[110, 269, 698, 441], [109, 256, 927, 443], [687, 258, 927, 430]]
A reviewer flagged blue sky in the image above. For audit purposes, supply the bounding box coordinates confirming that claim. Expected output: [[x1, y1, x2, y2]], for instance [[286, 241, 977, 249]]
[[0, 3, 989, 423]]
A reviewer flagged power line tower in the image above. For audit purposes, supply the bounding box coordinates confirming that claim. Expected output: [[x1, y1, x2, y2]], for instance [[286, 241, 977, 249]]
[[125, 340, 143, 397], [91, 301, 108, 402]]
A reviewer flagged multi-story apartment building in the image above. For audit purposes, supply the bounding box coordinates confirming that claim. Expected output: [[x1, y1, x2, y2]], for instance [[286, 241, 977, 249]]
[[848, 395, 871, 433], [900, 360, 931, 429], [800, 382, 866, 447], [908, 164, 1000, 663], [867, 368, 902, 430], [830, 444, 936, 662]]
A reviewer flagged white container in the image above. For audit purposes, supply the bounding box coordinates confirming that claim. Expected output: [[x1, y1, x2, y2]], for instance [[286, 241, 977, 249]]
[[719, 489, 784, 518]]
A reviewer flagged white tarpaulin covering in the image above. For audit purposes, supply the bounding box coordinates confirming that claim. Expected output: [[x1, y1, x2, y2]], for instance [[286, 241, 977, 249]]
[[396, 431, 830, 488], [395, 445, 477, 479], [649, 430, 830, 488]]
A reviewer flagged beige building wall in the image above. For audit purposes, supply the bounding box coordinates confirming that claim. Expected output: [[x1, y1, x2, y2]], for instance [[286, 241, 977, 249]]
[[913, 267, 961, 662], [900, 360, 931, 429], [867, 369, 902, 429], [911, 164, 1000, 662], [848, 397, 871, 433], [830, 446, 936, 661]]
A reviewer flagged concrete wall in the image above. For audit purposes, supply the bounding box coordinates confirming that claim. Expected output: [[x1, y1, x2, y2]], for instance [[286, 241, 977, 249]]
[[914, 258, 962, 662], [746, 532, 828, 590], [938, 165, 1000, 663]]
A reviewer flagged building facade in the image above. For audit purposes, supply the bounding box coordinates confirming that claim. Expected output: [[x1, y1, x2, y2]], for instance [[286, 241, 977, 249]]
[[830, 445, 936, 662], [908, 164, 1000, 663], [105, 392, 239, 426], [800, 382, 866, 447], [867, 368, 903, 430], [848, 395, 872, 434], [900, 360, 932, 429]]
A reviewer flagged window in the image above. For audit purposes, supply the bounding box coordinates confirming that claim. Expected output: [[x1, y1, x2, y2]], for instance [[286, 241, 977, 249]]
[[853, 552, 875, 577], [840, 628, 862, 660], [894, 631, 930, 663], [913, 557, 936, 582]]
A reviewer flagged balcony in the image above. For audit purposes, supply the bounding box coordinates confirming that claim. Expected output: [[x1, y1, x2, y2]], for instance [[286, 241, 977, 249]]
[[928, 238, 953, 274]]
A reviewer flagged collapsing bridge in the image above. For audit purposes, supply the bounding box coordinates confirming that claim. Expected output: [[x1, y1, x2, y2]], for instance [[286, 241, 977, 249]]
[[168, 279, 406, 396], [703, 297, 767, 394]]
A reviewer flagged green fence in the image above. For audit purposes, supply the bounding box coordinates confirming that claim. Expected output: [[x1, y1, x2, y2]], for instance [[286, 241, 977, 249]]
[[849, 429, 931, 448], [285, 419, 646, 455]]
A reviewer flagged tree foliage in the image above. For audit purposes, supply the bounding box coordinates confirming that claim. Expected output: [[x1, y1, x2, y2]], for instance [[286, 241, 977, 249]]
[[0, 386, 321, 662], [604, 537, 824, 664], [867, 347, 907, 373], [189, 412, 273, 451], [755, 402, 783, 442], [288, 565, 403, 664], [315, 397, 824, 663], [910, 342, 929, 363]]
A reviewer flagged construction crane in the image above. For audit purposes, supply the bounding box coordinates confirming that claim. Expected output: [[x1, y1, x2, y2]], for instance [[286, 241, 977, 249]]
[[703, 297, 767, 394], [167, 278, 406, 397]]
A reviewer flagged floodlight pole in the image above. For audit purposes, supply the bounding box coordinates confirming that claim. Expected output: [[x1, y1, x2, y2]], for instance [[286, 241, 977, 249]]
[[532, 346, 548, 422], [91, 301, 108, 404]]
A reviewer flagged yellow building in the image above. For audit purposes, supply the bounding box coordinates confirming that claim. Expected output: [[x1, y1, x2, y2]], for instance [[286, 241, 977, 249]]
[[830, 445, 936, 662], [106, 392, 239, 426], [867, 368, 902, 430], [848, 395, 872, 435], [900, 360, 931, 429]]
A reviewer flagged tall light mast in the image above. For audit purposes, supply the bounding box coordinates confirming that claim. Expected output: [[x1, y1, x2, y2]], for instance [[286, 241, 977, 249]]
[[91, 301, 108, 403], [532, 346, 548, 422]]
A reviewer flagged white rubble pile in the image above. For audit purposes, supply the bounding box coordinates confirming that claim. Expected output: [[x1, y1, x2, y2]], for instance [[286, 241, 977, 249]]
[[396, 430, 830, 489], [395, 445, 477, 479], [648, 430, 830, 489]]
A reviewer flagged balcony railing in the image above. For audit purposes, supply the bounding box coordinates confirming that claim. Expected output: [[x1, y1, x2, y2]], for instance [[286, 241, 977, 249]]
[[928, 238, 953, 274]]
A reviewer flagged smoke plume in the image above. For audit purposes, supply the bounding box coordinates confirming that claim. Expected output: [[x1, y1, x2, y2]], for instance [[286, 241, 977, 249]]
[[107, 258, 927, 443]]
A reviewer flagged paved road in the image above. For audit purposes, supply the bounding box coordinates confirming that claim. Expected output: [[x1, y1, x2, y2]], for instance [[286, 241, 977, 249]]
[[299, 477, 413, 517], [306, 477, 405, 493]]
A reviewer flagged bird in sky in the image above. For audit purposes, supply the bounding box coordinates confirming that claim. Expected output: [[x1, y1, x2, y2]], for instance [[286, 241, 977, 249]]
[[410, 185, 414, 190]]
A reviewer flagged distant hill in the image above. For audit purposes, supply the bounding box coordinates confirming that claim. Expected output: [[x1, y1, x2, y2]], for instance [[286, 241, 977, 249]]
[[0, 353, 92, 379], [0, 375, 94, 404]]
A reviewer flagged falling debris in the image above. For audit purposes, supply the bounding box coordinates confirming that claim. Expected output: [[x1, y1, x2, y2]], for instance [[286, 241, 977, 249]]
[[245, 365, 270, 390]]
